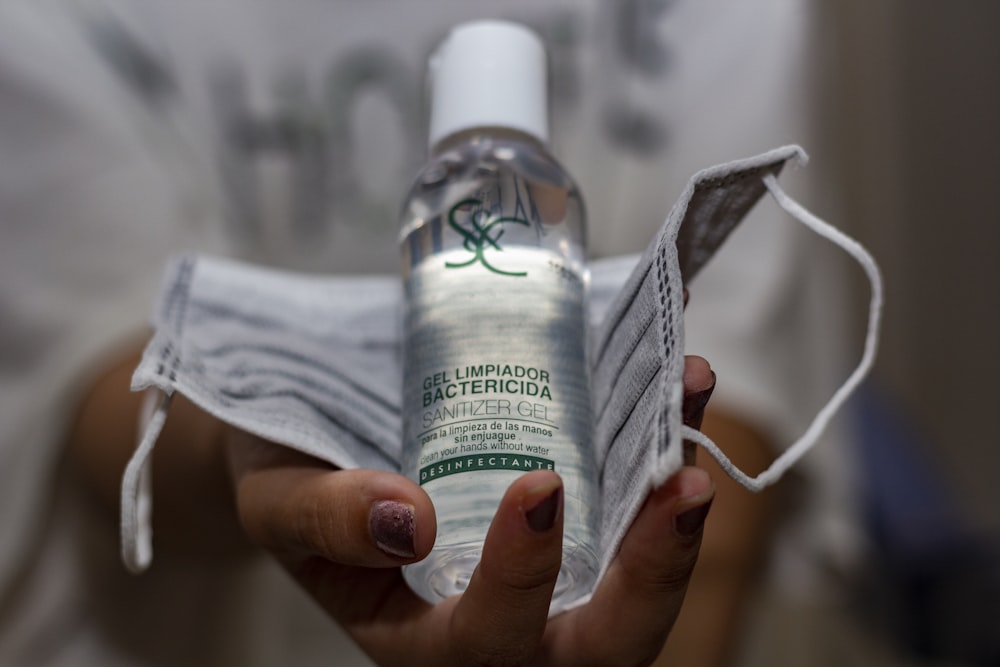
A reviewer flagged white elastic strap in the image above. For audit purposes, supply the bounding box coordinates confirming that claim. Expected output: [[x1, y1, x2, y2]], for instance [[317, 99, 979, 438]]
[[683, 173, 884, 492], [121, 389, 171, 573]]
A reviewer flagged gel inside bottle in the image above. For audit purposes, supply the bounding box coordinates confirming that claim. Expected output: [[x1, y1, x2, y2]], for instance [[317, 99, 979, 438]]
[[400, 20, 599, 610]]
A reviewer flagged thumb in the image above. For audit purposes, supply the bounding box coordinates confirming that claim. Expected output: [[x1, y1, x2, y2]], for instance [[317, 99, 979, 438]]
[[227, 430, 436, 567]]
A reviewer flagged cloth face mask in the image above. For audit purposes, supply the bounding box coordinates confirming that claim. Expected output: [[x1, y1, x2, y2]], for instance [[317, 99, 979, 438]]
[[122, 145, 883, 613]]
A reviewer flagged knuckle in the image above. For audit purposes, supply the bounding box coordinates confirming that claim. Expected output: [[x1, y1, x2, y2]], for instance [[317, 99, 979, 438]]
[[454, 647, 520, 667], [291, 493, 341, 558], [450, 634, 537, 667], [623, 546, 698, 599], [496, 557, 563, 594], [646, 548, 699, 596]]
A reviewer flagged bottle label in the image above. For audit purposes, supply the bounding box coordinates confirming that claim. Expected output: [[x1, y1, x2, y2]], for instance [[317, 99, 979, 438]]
[[402, 247, 592, 488]]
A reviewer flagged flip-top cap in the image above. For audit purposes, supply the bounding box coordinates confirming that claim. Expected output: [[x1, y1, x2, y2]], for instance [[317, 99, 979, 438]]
[[427, 20, 549, 148]]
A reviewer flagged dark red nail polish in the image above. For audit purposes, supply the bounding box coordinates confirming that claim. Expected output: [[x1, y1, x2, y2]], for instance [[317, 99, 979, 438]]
[[525, 487, 562, 532], [370, 500, 416, 558]]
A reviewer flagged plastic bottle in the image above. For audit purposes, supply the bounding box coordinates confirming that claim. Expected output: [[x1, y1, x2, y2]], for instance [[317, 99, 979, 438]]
[[399, 20, 598, 609]]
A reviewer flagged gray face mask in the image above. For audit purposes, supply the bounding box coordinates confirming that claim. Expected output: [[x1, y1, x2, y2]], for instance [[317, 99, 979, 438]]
[[121, 144, 883, 613]]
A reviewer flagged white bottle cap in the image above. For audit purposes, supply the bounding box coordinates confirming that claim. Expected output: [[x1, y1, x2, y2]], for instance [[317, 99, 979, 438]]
[[427, 20, 549, 149]]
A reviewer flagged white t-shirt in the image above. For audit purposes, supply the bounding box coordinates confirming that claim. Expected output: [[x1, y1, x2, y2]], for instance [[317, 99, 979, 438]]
[[0, 1, 857, 664]]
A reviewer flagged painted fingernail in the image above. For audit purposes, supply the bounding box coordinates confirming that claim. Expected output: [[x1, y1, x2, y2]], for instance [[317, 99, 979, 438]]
[[674, 500, 712, 539], [370, 500, 416, 558], [524, 486, 563, 533], [682, 371, 716, 430]]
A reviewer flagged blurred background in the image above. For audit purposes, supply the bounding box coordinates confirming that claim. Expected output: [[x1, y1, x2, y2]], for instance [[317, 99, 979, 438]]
[[2, 0, 998, 665], [816, 3, 1000, 665]]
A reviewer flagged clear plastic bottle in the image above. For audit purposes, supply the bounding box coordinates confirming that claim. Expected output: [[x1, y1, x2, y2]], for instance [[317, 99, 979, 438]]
[[399, 21, 599, 610]]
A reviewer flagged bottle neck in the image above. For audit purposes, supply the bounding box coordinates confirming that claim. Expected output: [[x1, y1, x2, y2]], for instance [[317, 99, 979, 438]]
[[429, 126, 548, 158]]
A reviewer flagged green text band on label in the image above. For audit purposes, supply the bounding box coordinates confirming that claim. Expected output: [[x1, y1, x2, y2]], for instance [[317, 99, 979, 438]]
[[419, 454, 555, 484]]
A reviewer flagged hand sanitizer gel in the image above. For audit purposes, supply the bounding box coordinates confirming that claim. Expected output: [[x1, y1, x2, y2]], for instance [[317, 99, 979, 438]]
[[399, 20, 599, 609]]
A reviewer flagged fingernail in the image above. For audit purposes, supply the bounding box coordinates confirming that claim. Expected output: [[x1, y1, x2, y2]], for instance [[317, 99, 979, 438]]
[[370, 500, 415, 558], [674, 499, 713, 539], [524, 485, 563, 533], [682, 371, 716, 430]]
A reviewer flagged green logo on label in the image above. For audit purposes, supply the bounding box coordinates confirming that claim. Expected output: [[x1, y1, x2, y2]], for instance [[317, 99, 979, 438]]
[[446, 198, 529, 277]]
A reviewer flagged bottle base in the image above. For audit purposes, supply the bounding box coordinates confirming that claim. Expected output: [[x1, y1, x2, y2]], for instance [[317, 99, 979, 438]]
[[403, 540, 599, 611], [404, 545, 481, 602]]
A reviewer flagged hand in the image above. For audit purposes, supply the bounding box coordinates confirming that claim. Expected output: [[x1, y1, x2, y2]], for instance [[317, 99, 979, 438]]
[[227, 356, 716, 666]]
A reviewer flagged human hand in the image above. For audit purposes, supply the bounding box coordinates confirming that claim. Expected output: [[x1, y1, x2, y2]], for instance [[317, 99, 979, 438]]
[[226, 356, 716, 666]]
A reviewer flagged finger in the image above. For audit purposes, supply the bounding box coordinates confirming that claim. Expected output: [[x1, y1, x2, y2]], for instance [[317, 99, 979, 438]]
[[564, 466, 714, 665], [449, 470, 564, 666], [228, 431, 436, 567], [682, 355, 716, 430], [682, 356, 716, 464]]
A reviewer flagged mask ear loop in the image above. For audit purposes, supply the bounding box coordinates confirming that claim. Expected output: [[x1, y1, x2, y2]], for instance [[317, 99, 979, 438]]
[[682, 173, 884, 493], [121, 389, 172, 573]]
